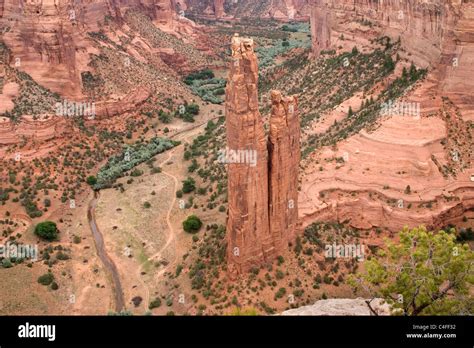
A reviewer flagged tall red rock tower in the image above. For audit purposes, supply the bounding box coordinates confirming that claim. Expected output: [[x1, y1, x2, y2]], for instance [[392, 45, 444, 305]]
[[225, 35, 301, 276], [310, 0, 331, 57], [268, 90, 301, 253], [225, 35, 275, 276]]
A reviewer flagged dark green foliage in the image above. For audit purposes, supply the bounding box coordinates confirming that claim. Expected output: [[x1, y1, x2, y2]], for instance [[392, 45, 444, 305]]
[[149, 298, 162, 309], [182, 177, 196, 193], [183, 215, 202, 234], [184, 69, 215, 85], [34, 221, 58, 241], [38, 272, 54, 286]]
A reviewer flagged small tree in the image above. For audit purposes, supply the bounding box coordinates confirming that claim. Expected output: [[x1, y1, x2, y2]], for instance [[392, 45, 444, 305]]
[[186, 104, 200, 115], [183, 215, 202, 234], [34, 221, 59, 241], [182, 177, 196, 193], [149, 298, 162, 310], [384, 56, 395, 72], [402, 66, 408, 79], [86, 176, 97, 186], [38, 272, 54, 286], [409, 63, 418, 81], [349, 226, 474, 315], [404, 185, 411, 194]]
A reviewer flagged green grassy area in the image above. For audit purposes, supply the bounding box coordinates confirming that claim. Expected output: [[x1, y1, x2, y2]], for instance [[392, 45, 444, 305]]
[[94, 137, 179, 190], [184, 69, 226, 104]]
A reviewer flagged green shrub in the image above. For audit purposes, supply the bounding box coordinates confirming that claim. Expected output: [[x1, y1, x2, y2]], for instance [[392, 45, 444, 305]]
[[149, 298, 162, 309], [38, 272, 54, 286], [34, 221, 59, 241], [183, 215, 202, 234], [86, 176, 97, 186], [2, 259, 13, 268], [182, 177, 196, 193]]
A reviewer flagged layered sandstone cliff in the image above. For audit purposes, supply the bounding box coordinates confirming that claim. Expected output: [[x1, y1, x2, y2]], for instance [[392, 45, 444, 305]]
[[309, 0, 474, 115], [302, 0, 474, 232], [226, 35, 301, 275], [184, 0, 310, 21], [0, 0, 185, 98], [0, 115, 71, 159], [310, 0, 331, 57]]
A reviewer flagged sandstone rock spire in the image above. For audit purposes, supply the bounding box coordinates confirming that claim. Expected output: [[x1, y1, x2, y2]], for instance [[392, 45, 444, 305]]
[[268, 90, 300, 252], [225, 35, 301, 276], [225, 34, 275, 276]]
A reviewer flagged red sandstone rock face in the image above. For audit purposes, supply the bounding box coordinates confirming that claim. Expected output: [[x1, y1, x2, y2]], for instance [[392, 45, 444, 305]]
[[310, 0, 331, 57], [214, 0, 225, 19], [184, 0, 310, 21], [0, 115, 71, 158], [309, 0, 474, 115], [0, 0, 181, 98], [268, 90, 300, 252], [95, 87, 151, 119], [303, 0, 474, 232], [225, 36, 301, 275], [226, 35, 274, 276], [115, 0, 176, 25]]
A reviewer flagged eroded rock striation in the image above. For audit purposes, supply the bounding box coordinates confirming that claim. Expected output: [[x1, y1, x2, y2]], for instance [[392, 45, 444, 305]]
[[184, 0, 310, 21], [268, 90, 300, 253], [0, 0, 189, 98], [302, 0, 474, 232], [226, 35, 300, 275], [226, 35, 274, 276], [310, 0, 331, 57], [309, 0, 474, 113]]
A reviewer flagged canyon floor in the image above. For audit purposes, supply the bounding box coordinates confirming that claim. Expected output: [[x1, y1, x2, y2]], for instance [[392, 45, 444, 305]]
[[0, 12, 472, 315]]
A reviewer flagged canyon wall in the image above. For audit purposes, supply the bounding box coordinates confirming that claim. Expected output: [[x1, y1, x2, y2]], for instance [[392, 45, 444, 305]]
[[184, 0, 310, 21], [309, 0, 474, 114], [0, 0, 181, 98], [226, 35, 301, 275], [304, 0, 474, 232], [310, 0, 331, 57]]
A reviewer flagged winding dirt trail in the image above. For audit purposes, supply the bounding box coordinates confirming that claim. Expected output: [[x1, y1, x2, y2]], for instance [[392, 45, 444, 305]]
[[136, 148, 180, 307], [136, 118, 216, 306], [87, 117, 216, 311]]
